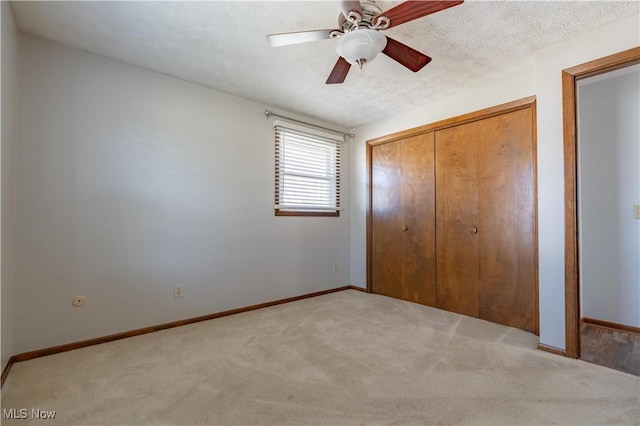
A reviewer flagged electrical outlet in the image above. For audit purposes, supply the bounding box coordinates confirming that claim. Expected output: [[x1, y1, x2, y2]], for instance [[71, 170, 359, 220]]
[[332, 263, 338, 273], [174, 284, 184, 298], [635, 205, 640, 219]]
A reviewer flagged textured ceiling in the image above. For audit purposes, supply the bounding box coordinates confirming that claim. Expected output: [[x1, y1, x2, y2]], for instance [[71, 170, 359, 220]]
[[11, 1, 639, 128]]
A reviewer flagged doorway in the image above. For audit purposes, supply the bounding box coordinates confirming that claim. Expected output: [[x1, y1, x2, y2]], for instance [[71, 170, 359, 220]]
[[562, 47, 640, 375]]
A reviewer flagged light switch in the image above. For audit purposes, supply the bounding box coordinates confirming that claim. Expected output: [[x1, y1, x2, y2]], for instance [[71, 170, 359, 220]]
[[635, 205, 640, 219]]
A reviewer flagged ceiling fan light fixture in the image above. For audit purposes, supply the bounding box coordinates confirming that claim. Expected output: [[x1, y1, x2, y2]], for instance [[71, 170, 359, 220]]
[[336, 29, 387, 69]]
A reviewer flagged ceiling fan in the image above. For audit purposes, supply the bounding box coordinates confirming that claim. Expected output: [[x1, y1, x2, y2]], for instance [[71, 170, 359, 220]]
[[267, 1, 464, 84]]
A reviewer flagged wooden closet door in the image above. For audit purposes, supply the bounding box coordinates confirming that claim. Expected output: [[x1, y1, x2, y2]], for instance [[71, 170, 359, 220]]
[[371, 132, 436, 306], [435, 107, 536, 332], [371, 140, 402, 299], [478, 108, 536, 332], [435, 123, 480, 317]]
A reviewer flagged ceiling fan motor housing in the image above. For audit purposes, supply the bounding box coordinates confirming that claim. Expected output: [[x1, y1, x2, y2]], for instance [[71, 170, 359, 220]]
[[339, 1, 386, 32]]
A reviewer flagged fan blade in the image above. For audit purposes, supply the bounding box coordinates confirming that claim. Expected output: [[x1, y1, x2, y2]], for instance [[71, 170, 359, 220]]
[[341, 0, 362, 17], [267, 29, 337, 47], [383, 1, 464, 28], [383, 37, 432, 72], [326, 57, 351, 84]]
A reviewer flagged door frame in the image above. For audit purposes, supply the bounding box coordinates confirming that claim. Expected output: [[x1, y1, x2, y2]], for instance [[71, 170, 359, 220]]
[[366, 96, 538, 333], [562, 47, 640, 358]]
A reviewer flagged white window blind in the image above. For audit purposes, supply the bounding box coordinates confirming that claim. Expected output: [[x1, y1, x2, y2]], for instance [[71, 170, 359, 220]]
[[275, 125, 342, 213]]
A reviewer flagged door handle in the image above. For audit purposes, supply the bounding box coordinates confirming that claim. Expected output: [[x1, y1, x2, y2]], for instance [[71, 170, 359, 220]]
[[401, 225, 408, 232], [469, 226, 478, 234]]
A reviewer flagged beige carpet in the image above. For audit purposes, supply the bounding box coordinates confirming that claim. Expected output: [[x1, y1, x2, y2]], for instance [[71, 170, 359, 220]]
[[1, 290, 639, 425]]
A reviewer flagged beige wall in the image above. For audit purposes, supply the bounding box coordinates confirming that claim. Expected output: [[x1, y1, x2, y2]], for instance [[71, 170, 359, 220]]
[[1, 1, 19, 370], [13, 35, 351, 354]]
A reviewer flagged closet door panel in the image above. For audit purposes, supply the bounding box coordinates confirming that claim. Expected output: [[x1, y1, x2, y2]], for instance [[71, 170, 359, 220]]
[[478, 109, 536, 332], [371, 142, 402, 299], [400, 132, 436, 305], [371, 133, 436, 306], [435, 124, 480, 318]]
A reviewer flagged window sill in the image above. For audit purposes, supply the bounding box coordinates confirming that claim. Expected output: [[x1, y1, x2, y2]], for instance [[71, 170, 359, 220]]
[[275, 210, 340, 217]]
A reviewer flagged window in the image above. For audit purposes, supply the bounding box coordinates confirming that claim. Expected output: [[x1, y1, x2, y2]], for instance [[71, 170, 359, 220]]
[[274, 124, 342, 216]]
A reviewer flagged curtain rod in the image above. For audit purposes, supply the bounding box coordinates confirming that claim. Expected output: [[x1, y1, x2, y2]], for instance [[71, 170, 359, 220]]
[[264, 110, 355, 139]]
